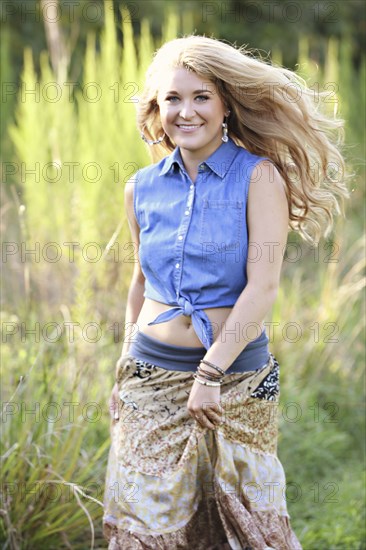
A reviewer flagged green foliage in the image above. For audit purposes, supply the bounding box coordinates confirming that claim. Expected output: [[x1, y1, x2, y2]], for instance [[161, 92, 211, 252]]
[[279, 382, 366, 549], [1, 310, 113, 548], [0, 26, 15, 159], [1, 1, 365, 548]]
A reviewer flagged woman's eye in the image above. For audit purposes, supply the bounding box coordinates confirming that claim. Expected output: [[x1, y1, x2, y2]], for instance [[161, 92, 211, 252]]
[[165, 95, 210, 102]]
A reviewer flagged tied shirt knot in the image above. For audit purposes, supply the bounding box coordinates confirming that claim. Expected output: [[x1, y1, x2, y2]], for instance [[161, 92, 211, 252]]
[[147, 295, 214, 350], [178, 296, 194, 317]]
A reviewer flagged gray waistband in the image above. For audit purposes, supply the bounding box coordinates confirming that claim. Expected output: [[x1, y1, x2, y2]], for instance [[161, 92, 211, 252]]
[[128, 330, 270, 373]]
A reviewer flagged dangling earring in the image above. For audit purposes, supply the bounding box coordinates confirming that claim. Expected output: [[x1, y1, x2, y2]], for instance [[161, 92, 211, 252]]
[[140, 132, 166, 145], [221, 120, 228, 143]]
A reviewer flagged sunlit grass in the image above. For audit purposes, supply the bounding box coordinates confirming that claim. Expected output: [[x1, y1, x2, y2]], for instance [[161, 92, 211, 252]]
[[1, 0, 365, 547]]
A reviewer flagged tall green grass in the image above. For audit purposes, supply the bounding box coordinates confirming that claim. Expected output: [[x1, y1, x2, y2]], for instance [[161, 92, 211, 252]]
[[1, 0, 365, 547]]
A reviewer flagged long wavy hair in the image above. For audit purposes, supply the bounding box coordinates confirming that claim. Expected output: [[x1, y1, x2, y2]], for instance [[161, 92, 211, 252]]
[[136, 34, 351, 245]]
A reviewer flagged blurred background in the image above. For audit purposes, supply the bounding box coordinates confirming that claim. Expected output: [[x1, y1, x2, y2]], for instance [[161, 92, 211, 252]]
[[1, 0, 365, 548]]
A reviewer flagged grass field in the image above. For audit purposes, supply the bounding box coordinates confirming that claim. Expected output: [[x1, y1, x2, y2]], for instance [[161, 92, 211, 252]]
[[1, 2, 365, 548]]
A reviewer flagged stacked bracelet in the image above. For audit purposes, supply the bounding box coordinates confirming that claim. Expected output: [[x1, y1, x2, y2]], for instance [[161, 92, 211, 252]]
[[197, 366, 221, 382], [192, 358, 226, 386], [200, 359, 225, 376]]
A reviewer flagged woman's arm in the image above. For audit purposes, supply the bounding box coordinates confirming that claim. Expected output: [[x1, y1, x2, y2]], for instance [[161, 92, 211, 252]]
[[109, 175, 145, 420], [202, 160, 289, 372], [117, 174, 146, 360]]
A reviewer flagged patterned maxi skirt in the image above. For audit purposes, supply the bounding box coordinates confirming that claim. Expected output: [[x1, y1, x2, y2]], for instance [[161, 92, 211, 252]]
[[103, 353, 302, 549]]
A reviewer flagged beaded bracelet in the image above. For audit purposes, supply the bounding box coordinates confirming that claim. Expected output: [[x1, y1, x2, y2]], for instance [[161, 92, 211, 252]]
[[193, 373, 222, 387]]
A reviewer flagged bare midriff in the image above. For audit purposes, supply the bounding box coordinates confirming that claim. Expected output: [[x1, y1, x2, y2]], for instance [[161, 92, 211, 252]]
[[134, 297, 265, 348]]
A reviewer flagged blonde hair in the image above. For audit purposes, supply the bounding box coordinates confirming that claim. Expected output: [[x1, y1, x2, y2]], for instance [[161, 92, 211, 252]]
[[136, 34, 352, 245]]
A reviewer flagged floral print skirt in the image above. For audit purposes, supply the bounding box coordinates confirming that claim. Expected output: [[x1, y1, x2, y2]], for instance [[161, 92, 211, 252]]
[[103, 352, 302, 549]]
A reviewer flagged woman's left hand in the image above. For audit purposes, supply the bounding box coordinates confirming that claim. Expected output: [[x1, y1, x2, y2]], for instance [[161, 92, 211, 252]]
[[187, 380, 223, 429]]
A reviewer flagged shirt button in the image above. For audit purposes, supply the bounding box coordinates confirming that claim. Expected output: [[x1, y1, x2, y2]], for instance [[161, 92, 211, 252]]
[[190, 184, 194, 189], [185, 210, 189, 215], [199, 164, 204, 170], [175, 263, 180, 268], [178, 235, 183, 240]]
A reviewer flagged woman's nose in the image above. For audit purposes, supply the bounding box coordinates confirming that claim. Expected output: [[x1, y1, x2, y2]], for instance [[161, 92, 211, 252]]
[[179, 103, 196, 119]]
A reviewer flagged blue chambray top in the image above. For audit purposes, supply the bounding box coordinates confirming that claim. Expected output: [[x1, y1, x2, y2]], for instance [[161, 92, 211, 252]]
[[133, 136, 271, 353]]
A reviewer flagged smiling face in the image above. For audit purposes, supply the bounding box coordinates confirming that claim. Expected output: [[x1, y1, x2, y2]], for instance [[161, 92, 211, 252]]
[[156, 67, 229, 160]]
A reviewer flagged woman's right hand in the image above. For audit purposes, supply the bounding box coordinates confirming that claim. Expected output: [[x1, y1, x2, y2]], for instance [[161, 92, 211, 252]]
[[109, 382, 120, 421]]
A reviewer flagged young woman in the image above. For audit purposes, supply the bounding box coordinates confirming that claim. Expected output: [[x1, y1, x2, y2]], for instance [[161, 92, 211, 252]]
[[103, 35, 349, 549]]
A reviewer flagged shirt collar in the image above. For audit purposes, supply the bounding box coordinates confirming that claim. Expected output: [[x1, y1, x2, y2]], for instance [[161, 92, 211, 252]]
[[159, 137, 239, 179], [159, 145, 186, 176]]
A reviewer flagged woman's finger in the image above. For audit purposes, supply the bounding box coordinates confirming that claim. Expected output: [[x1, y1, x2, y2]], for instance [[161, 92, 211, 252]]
[[194, 413, 218, 430], [204, 408, 222, 423]]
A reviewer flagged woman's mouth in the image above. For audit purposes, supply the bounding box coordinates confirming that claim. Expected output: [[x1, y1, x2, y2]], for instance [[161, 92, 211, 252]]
[[176, 124, 203, 133]]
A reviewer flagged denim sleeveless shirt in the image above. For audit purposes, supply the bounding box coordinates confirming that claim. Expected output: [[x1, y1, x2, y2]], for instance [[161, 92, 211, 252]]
[[133, 136, 271, 353]]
